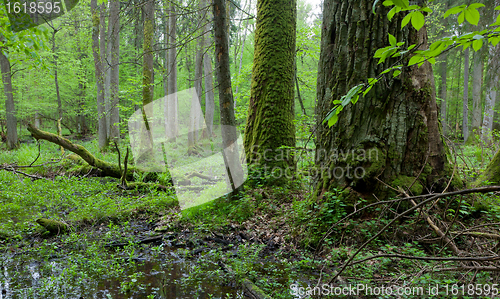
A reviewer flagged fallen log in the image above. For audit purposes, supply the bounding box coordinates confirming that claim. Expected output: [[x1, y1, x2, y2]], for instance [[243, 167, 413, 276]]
[[36, 218, 69, 234], [27, 124, 156, 182]]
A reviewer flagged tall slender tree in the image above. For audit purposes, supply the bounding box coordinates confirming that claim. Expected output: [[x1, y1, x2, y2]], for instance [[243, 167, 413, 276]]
[[463, 48, 470, 143], [108, 0, 120, 142], [213, 0, 244, 189], [167, 1, 179, 140], [203, 0, 215, 138], [90, 0, 107, 151], [0, 48, 18, 149], [471, 49, 484, 141]]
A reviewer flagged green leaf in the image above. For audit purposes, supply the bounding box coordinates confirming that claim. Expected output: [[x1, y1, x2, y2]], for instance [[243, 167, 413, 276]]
[[328, 113, 339, 127], [408, 54, 423, 66], [382, 0, 394, 6], [458, 11, 465, 24], [496, 5, 500, 10], [363, 85, 373, 96], [341, 84, 364, 107], [388, 33, 397, 46], [407, 44, 417, 51], [468, 3, 485, 9], [393, 70, 401, 77], [388, 6, 397, 21], [465, 7, 481, 25], [401, 12, 412, 28], [472, 39, 483, 51], [411, 11, 425, 31], [489, 36, 500, 46], [421, 7, 433, 13], [351, 94, 360, 105], [393, 0, 409, 9], [443, 5, 466, 18], [322, 108, 337, 125]]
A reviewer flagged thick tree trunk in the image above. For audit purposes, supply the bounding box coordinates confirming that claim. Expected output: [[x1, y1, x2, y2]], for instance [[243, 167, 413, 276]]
[[108, 0, 120, 142], [91, 0, 108, 151], [463, 48, 470, 143], [440, 53, 447, 136], [471, 50, 484, 141], [213, 0, 244, 189], [243, 0, 297, 174], [0, 49, 18, 149], [314, 0, 453, 201]]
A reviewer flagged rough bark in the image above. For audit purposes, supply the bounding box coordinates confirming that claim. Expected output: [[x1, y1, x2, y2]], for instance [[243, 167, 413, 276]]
[[91, 0, 107, 151], [0, 48, 18, 149], [471, 50, 484, 141], [213, 0, 245, 189], [463, 47, 470, 143], [314, 0, 454, 201], [243, 0, 297, 174]]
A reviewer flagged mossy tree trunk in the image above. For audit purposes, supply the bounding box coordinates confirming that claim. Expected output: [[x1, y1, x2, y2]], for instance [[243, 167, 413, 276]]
[[0, 47, 18, 149], [476, 149, 500, 186], [314, 0, 453, 201], [243, 0, 297, 174]]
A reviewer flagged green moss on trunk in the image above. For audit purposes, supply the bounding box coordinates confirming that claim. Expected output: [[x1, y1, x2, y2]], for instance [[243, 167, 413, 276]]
[[244, 0, 297, 176], [475, 150, 500, 186], [36, 218, 69, 234]]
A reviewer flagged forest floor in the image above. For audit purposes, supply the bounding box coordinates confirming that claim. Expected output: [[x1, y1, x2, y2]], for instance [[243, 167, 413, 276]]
[[1, 131, 500, 298]]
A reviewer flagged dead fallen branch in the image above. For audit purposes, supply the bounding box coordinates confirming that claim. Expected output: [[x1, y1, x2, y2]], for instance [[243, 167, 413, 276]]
[[26, 124, 162, 184], [316, 185, 500, 256], [350, 253, 500, 265], [327, 186, 500, 283], [0, 164, 49, 181], [432, 266, 500, 272], [451, 231, 500, 240]]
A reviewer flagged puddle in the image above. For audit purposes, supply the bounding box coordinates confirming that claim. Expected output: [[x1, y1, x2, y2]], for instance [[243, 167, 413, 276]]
[[0, 247, 243, 299]]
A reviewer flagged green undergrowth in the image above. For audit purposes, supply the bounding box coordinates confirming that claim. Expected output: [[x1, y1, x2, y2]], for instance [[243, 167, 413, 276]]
[[0, 170, 177, 238]]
